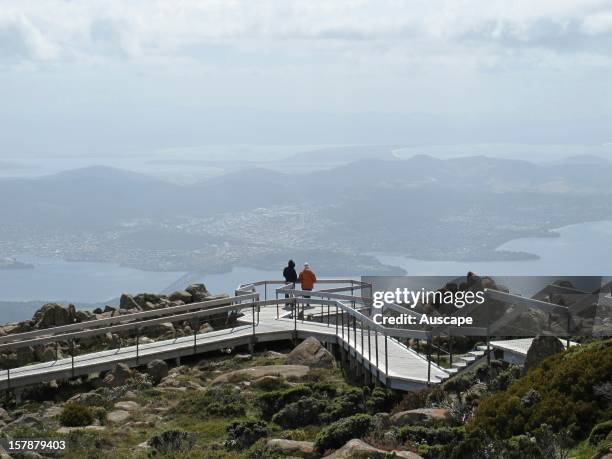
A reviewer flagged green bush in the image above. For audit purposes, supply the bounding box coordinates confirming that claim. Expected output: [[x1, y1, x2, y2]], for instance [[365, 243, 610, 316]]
[[365, 387, 399, 413], [272, 397, 326, 428], [314, 414, 373, 454], [256, 385, 312, 419], [175, 386, 245, 417], [320, 387, 364, 423], [471, 339, 612, 440], [225, 420, 268, 450], [59, 403, 94, 427], [400, 425, 465, 445], [443, 372, 476, 393], [251, 377, 289, 391], [589, 420, 612, 445]]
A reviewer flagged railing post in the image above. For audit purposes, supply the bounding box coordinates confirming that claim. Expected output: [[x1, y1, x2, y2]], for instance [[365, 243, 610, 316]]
[[367, 325, 371, 366], [384, 332, 389, 386], [136, 327, 140, 364], [265, 284, 267, 301], [327, 304, 330, 327], [427, 336, 431, 386], [193, 319, 198, 354], [375, 328, 379, 381], [6, 366, 10, 391], [70, 339, 75, 378], [341, 310, 344, 340], [276, 290, 279, 319], [294, 300, 297, 332], [449, 333, 453, 366], [252, 304, 256, 336], [335, 304, 338, 335]]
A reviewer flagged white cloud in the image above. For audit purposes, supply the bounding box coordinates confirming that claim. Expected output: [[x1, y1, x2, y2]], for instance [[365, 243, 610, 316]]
[[0, 10, 57, 60], [0, 0, 610, 66]]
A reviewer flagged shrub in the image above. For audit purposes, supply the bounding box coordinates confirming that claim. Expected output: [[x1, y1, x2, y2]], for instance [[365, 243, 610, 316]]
[[393, 387, 446, 413], [251, 377, 289, 391], [256, 385, 312, 419], [471, 339, 612, 440], [149, 430, 196, 455], [175, 386, 245, 417], [443, 372, 476, 393], [320, 387, 364, 423], [272, 397, 326, 428], [225, 420, 268, 450], [400, 425, 465, 445], [365, 387, 400, 413], [59, 403, 94, 427], [589, 420, 612, 445], [314, 414, 373, 454]]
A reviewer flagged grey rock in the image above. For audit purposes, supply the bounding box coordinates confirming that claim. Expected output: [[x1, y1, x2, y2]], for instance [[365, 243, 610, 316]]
[[266, 439, 316, 458], [169, 290, 192, 303], [524, 335, 565, 371], [146, 359, 169, 385], [119, 294, 140, 310], [287, 337, 334, 368]]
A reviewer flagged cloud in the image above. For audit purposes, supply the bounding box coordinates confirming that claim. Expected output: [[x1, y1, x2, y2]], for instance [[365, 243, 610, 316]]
[[0, 0, 610, 65], [0, 10, 57, 60]]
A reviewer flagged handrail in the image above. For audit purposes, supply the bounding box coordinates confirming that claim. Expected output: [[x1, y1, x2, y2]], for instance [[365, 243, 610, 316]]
[[0, 297, 280, 353], [0, 293, 258, 345]]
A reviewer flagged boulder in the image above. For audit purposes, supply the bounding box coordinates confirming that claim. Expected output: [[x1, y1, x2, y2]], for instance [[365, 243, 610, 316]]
[[390, 408, 450, 426], [524, 335, 565, 371], [102, 363, 133, 387], [266, 439, 316, 458], [119, 294, 140, 310], [0, 408, 11, 422], [199, 323, 214, 333], [106, 410, 130, 424], [68, 391, 106, 407], [169, 290, 192, 303], [287, 337, 334, 368], [186, 284, 209, 302], [114, 401, 140, 412], [146, 359, 169, 385], [211, 365, 309, 384], [32, 303, 75, 328], [322, 439, 422, 459]]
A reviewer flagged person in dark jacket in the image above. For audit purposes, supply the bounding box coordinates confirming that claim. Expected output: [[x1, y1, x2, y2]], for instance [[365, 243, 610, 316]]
[[283, 260, 297, 308]]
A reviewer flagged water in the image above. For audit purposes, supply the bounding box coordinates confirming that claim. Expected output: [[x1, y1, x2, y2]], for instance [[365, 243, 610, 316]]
[[375, 220, 612, 276], [2, 221, 611, 322]]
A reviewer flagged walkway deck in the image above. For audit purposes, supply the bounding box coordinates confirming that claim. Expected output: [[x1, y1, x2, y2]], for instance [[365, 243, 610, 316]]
[[0, 303, 448, 392]]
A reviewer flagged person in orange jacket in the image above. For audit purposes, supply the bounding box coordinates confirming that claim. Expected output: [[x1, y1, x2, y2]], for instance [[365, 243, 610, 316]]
[[298, 262, 317, 297]]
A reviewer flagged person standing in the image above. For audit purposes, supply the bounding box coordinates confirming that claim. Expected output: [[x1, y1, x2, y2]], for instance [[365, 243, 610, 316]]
[[298, 262, 317, 298], [282, 260, 297, 308]]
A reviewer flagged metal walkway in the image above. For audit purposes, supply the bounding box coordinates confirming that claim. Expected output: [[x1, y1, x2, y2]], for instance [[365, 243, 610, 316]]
[[0, 278, 588, 392], [0, 280, 450, 392]]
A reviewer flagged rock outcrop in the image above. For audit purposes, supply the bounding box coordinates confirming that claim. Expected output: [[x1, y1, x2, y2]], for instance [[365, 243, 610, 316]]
[[266, 439, 316, 458], [322, 439, 422, 459], [287, 337, 334, 368], [524, 335, 565, 371], [146, 359, 169, 385]]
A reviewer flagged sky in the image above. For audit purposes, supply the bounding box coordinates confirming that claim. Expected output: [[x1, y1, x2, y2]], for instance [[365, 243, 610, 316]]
[[0, 0, 611, 155]]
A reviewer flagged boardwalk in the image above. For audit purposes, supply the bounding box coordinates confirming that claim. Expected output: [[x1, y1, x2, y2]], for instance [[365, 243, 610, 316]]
[[0, 278, 577, 392]]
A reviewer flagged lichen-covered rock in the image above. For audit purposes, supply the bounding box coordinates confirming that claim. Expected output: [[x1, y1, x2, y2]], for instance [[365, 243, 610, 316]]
[[169, 290, 192, 303], [524, 335, 565, 371], [146, 359, 169, 385], [287, 337, 334, 368], [119, 294, 140, 310], [322, 439, 422, 458], [266, 439, 316, 458], [186, 283, 210, 302], [102, 363, 133, 387]]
